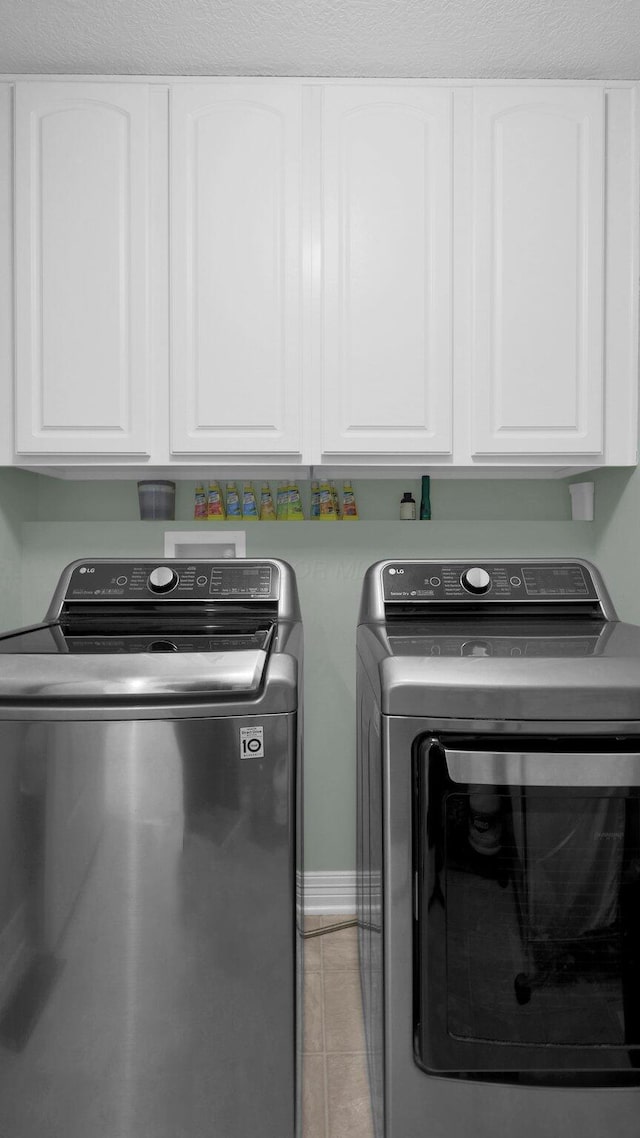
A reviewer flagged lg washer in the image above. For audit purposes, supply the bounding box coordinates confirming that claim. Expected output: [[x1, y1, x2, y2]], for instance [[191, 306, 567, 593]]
[[0, 557, 302, 1138]]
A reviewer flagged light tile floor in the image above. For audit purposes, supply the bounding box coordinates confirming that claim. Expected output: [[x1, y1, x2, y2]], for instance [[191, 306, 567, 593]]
[[303, 916, 374, 1138]]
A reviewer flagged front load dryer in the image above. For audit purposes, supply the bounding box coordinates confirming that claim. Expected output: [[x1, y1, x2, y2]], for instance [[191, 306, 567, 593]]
[[357, 558, 640, 1138]]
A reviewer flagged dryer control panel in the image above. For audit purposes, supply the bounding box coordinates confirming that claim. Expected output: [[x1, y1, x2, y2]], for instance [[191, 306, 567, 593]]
[[382, 562, 599, 603]]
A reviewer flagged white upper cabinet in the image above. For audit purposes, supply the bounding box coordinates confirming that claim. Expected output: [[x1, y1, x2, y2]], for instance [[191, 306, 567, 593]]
[[320, 86, 453, 457], [14, 83, 151, 455], [7, 79, 638, 471], [170, 84, 302, 456], [469, 87, 606, 457]]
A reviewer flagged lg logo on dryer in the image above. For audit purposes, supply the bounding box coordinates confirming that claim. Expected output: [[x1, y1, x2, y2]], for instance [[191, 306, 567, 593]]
[[78, 566, 96, 574]]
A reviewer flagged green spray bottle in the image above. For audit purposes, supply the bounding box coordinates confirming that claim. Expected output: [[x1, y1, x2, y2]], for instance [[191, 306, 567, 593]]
[[419, 476, 431, 520]]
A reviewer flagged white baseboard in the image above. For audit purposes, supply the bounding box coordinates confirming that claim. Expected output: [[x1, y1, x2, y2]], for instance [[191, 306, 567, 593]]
[[303, 871, 356, 915]]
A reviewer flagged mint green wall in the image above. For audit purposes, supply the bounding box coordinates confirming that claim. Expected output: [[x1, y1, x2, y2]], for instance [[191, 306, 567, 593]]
[[590, 467, 639, 621], [30, 476, 573, 523], [0, 467, 630, 870], [0, 469, 37, 631], [7, 473, 596, 872]]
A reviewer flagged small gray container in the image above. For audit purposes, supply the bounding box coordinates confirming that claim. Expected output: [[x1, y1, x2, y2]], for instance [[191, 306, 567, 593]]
[[137, 480, 176, 520]]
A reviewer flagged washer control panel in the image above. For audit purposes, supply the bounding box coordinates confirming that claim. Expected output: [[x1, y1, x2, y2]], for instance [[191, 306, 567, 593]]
[[64, 562, 277, 601], [382, 562, 598, 603]]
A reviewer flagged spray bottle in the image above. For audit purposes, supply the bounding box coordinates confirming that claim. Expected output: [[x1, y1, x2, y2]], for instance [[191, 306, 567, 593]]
[[194, 484, 207, 521], [259, 483, 276, 520]]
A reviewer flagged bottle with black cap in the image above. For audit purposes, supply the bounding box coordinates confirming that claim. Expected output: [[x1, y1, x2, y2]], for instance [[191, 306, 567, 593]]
[[419, 475, 431, 520], [399, 491, 416, 520]]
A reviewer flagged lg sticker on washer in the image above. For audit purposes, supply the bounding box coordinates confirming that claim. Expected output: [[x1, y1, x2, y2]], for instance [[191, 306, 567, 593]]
[[240, 726, 265, 758]]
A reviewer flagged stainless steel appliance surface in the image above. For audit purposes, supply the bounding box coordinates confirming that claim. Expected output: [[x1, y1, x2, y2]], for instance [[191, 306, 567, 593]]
[[0, 558, 302, 1138], [357, 559, 640, 1138]]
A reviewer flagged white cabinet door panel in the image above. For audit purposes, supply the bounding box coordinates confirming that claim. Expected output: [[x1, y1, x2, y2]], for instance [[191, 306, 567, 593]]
[[471, 87, 605, 456], [602, 86, 639, 466], [322, 87, 453, 455], [15, 83, 150, 455], [170, 85, 302, 455], [0, 85, 12, 464]]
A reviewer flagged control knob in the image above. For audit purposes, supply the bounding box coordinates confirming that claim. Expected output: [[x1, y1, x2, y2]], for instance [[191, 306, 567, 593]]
[[148, 565, 179, 594], [461, 566, 491, 595]]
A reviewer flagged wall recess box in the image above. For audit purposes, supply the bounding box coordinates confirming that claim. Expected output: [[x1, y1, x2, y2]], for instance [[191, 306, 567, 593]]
[[163, 530, 247, 559]]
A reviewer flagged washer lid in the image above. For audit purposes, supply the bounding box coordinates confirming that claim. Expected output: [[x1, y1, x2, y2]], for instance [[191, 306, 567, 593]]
[[0, 633, 270, 704]]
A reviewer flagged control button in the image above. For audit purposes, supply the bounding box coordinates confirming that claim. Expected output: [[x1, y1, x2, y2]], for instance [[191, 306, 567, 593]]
[[510, 576, 522, 587], [196, 575, 208, 586], [460, 567, 491, 595], [147, 566, 179, 594], [429, 576, 441, 587], [116, 575, 128, 586]]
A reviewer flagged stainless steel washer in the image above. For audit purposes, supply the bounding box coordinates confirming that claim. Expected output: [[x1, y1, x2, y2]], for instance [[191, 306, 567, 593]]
[[357, 558, 640, 1138], [0, 557, 302, 1138]]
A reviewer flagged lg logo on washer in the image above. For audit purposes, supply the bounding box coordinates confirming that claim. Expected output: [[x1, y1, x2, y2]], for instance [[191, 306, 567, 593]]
[[388, 567, 404, 575], [78, 566, 96, 574]]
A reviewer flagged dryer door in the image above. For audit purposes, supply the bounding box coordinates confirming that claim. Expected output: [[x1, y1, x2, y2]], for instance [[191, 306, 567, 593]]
[[414, 735, 640, 1083]]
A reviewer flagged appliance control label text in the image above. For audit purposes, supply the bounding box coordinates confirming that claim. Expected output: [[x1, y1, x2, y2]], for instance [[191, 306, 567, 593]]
[[239, 726, 265, 759]]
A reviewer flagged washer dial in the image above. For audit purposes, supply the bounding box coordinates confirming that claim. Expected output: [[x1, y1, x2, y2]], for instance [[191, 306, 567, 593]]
[[460, 567, 491, 595]]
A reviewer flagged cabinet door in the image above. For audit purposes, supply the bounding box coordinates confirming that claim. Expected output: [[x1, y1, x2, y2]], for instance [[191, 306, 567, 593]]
[[14, 83, 150, 455], [321, 87, 453, 456], [170, 85, 302, 456], [470, 87, 605, 457]]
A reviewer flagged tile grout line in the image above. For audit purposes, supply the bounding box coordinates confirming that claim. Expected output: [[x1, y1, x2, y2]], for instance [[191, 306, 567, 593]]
[[308, 917, 363, 1138], [321, 941, 330, 1138], [323, 1050, 368, 1055]]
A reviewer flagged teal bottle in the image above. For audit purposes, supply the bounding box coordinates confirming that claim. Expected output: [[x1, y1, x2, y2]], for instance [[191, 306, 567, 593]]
[[419, 475, 431, 520]]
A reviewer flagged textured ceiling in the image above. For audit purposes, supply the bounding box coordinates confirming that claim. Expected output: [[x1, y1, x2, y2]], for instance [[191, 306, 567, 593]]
[[0, 0, 639, 78]]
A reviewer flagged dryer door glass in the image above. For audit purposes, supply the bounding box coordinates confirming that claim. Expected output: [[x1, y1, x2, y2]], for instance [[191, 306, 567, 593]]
[[414, 737, 640, 1083]]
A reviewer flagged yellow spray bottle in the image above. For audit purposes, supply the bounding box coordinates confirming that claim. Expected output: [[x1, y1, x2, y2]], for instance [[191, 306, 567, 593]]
[[342, 481, 359, 519], [319, 481, 338, 520], [288, 483, 304, 520], [259, 482, 276, 520], [276, 482, 289, 520]]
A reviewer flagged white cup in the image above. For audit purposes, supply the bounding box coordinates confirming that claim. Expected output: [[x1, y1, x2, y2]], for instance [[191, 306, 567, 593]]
[[569, 481, 594, 521]]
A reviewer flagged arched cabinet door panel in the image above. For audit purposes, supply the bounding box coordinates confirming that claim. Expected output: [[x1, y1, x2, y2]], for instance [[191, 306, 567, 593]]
[[14, 83, 151, 456], [321, 86, 453, 457], [470, 87, 605, 457], [170, 85, 302, 456]]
